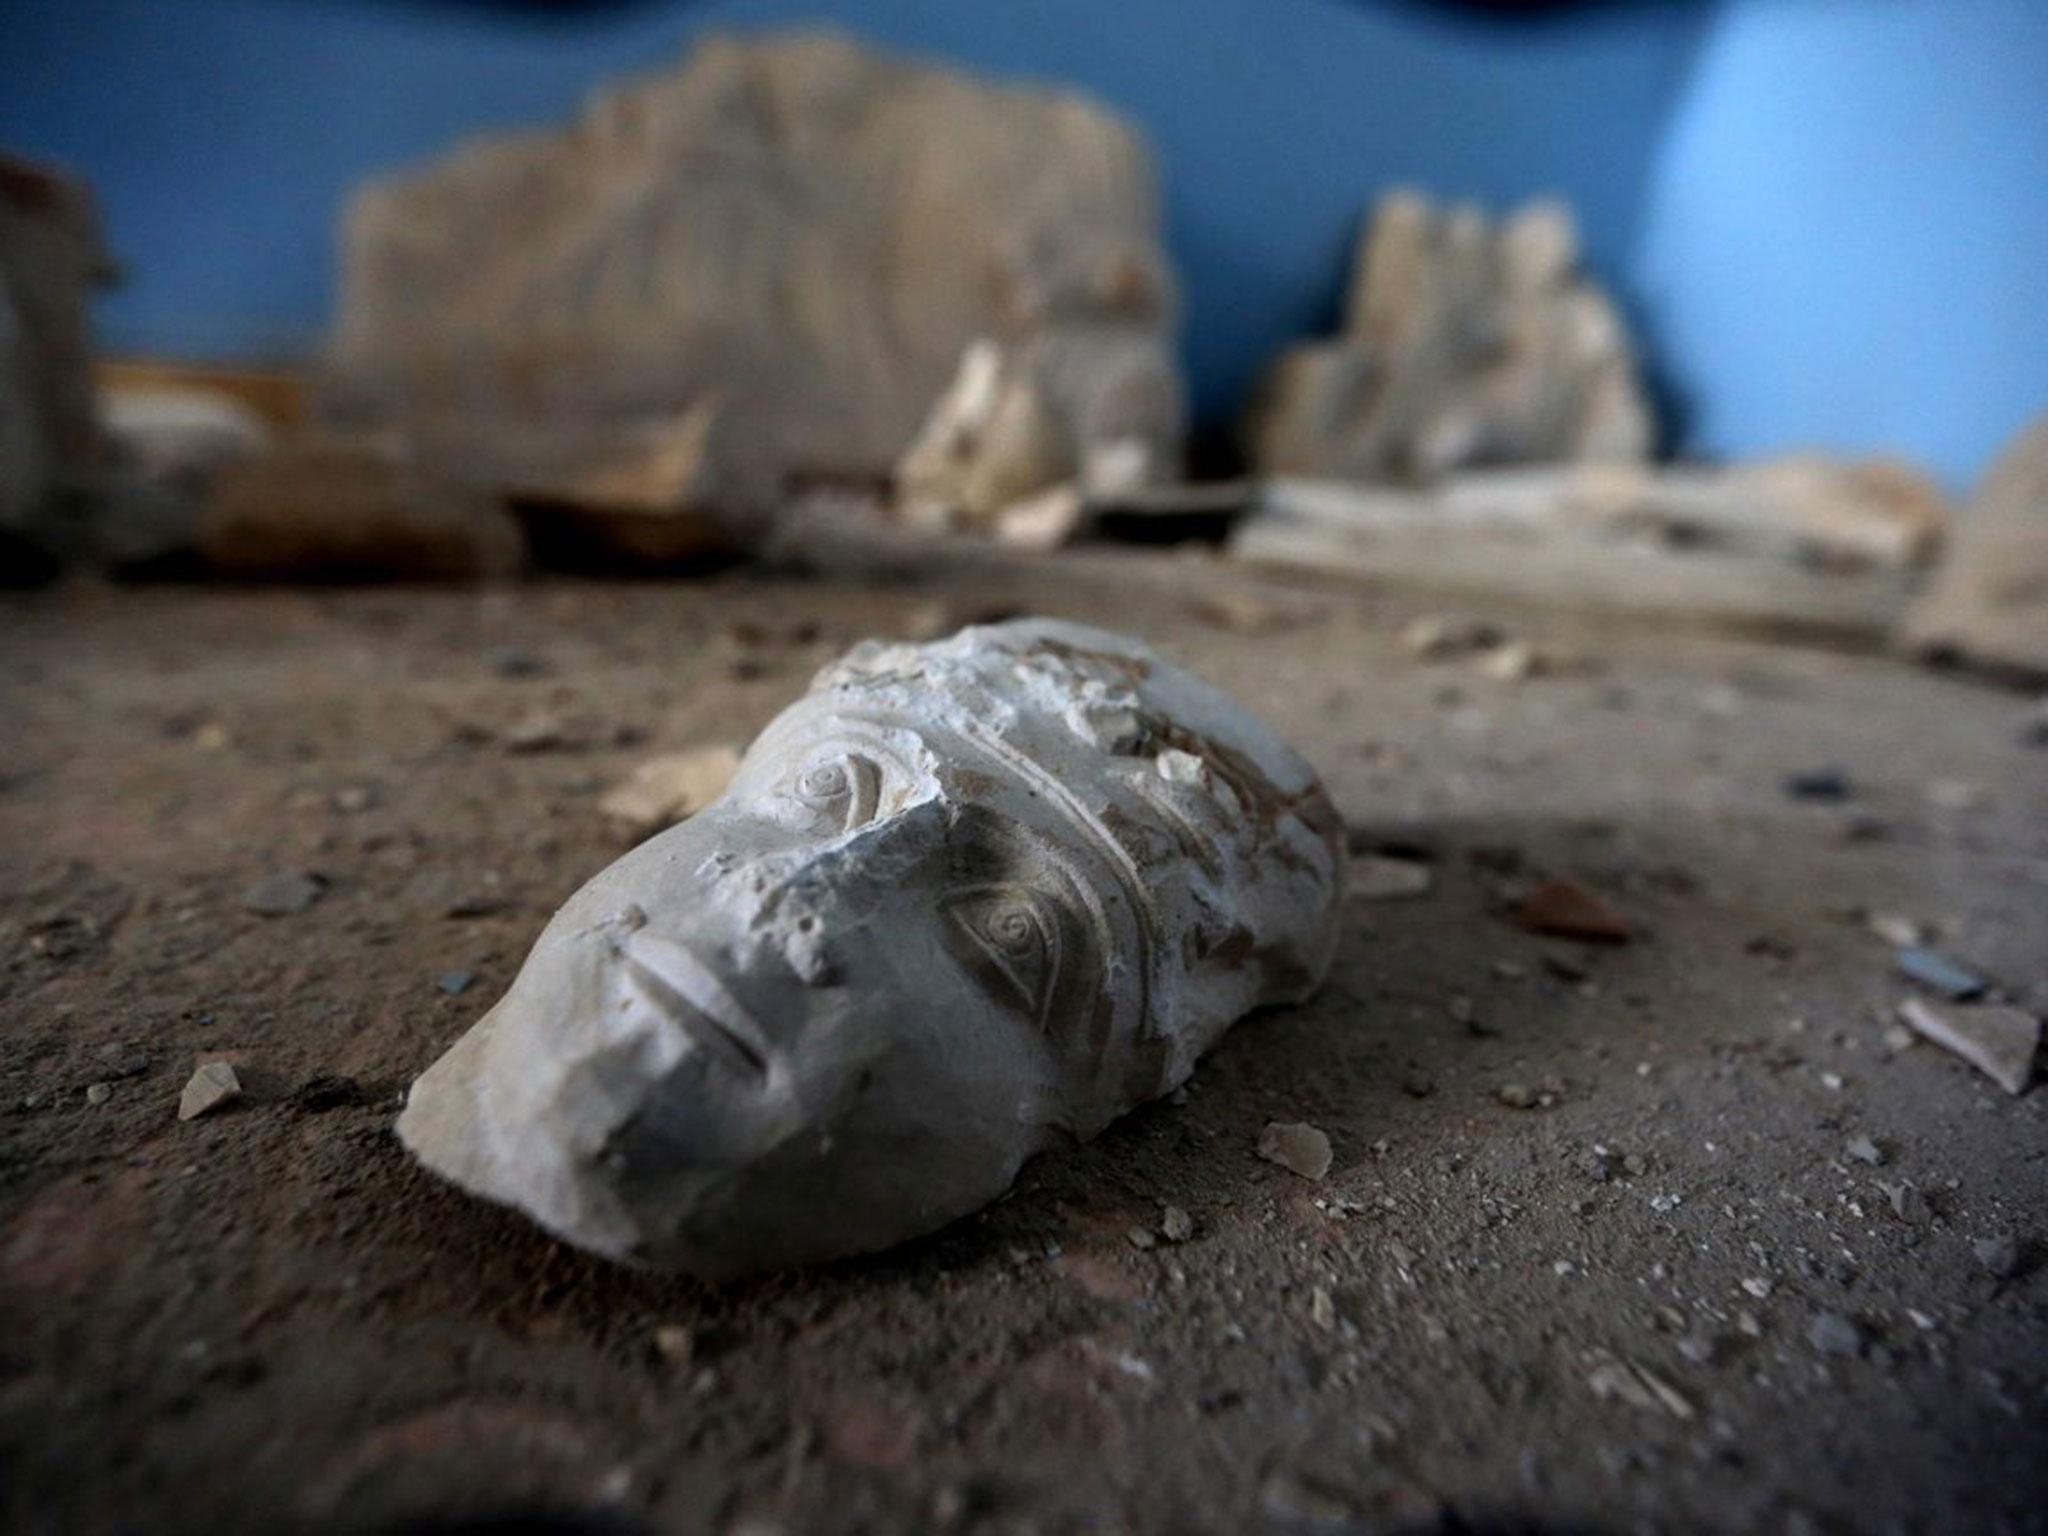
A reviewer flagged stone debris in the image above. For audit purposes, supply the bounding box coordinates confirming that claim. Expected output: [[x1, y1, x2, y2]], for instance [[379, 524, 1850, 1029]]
[[1906, 410, 2048, 678], [598, 746, 743, 836], [1399, 614, 1503, 660], [328, 30, 1180, 517], [1865, 911, 1928, 948], [1844, 1136, 1886, 1167], [1784, 767, 1851, 802], [650, 1324, 694, 1367], [1895, 946, 1989, 1002], [242, 870, 328, 917], [1585, 1352, 1695, 1419], [1971, 1234, 2022, 1281], [437, 970, 475, 996], [1231, 466, 1923, 639], [199, 439, 525, 580], [504, 400, 770, 567], [1158, 1204, 1196, 1244], [1309, 1286, 1338, 1330], [1896, 996, 2039, 1096], [896, 336, 1181, 538], [1257, 1121, 1334, 1182], [1511, 879, 1631, 944], [1126, 1224, 1158, 1251], [1251, 191, 1651, 483], [1348, 855, 1434, 902], [84, 1082, 112, 1106], [178, 1061, 243, 1121], [1809, 1311, 1867, 1358], [0, 152, 110, 570]]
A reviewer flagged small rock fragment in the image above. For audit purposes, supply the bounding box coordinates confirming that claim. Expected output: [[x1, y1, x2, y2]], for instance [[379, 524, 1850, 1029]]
[[84, 1082, 112, 1106], [1808, 1311, 1865, 1357], [437, 970, 475, 996], [1257, 1120, 1333, 1181], [1784, 767, 1851, 801], [1896, 996, 2039, 1095], [1495, 1083, 1537, 1110], [1400, 614, 1502, 660], [242, 870, 327, 916], [599, 745, 743, 836], [1477, 640, 1552, 681], [1512, 879, 1630, 943], [1865, 911, 1927, 948], [1348, 856, 1433, 902], [651, 1324, 694, 1366], [1126, 1224, 1158, 1251], [490, 647, 547, 678], [1972, 1234, 2022, 1280], [1159, 1204, 1195, 1244], [1896, 946, 1989, 1002], [1586, 1353, 1695, 1419], [178, 1061, 243, 1121], [1309, 1286, 1338, 1330], [1844, 1135, 1885, 1167]]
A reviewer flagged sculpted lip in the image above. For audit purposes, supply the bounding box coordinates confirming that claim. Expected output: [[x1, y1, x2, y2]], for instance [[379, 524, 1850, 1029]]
[[622, 935, 771, 1083]]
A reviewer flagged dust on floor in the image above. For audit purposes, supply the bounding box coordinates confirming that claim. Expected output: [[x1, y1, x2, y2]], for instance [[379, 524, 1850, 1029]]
[[2, 558, 2044, 1535]]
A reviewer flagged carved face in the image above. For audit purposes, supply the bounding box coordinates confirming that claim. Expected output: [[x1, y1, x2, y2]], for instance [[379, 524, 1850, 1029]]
[[398, 621, 1340, 1275]]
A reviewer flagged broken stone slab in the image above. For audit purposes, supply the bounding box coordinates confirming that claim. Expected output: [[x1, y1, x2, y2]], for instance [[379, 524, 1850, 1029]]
[[0, 153, 112, 568], [397, 619, 1344, 1275], [178, 1061, 244, 1121], [1249, 191, 1653, 484], [324, 29, 1179, 517], [199, 438, 525, 580], [1232, 473, 1914, 640], [895, 332, 1182, 535], [1906, 411, 2048, 680], [1897, 995, 2039, 1096], [93, 382, 274, 569], [500, 400, 772, 569]]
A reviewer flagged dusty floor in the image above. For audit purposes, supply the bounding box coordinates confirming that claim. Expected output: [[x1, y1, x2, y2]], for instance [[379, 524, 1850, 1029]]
[[1, 554, 2044, 1536]]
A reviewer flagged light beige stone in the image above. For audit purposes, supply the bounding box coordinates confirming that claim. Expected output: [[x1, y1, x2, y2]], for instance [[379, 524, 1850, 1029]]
[[1250, 190, 1653, 484], [325, 30, 1178, 514], [1905, 413, 2048, 677]]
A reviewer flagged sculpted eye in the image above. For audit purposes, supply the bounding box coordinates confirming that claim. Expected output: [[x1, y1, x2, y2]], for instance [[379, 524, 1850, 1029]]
[[789, 753, 881, 832], [945, 885, 1065, 1026]]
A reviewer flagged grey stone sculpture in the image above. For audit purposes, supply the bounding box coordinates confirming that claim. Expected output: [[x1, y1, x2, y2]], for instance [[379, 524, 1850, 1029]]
[[399, 620, 1343, 1276]]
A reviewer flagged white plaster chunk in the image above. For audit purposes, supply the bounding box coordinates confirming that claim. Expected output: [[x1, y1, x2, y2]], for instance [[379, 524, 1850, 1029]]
[[398, 619, 1344, 1276]]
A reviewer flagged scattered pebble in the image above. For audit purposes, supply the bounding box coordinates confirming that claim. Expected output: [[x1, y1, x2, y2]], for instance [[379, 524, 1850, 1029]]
[[1741, 1276, 1773, 1299], [242, 870, 327, 916], [651, 1324, 694, 1366], [1511, 879, 1631, 944], [599, 745, 742, 836], [1348, 856, 1433, 902], [1896, 946, 1989, 1002], [1865, 911, 1928, 948], [1844, 1136, 1886, 1167], [1257, 1120, 1333, 1181], [1126, 1224, 1158, 1251], [1809, 1311, 1866, 1357], [84, 1081, 112, 1106], [1309, 1286, 1338, 1330], [437, 969, 476, 996], [1400, 614, 1502, 660], [489, 647, 547, 678], [178, 1061, 242, 1121], [1972, 1234, 2022, 1280], [1784, 767, 1851, 801], [1896, 995, 2039, 1096], [1586, 1354, 1695, 1419], [1495, 1083, 1538, 1110], [1159, 1204, 1196, 1244]]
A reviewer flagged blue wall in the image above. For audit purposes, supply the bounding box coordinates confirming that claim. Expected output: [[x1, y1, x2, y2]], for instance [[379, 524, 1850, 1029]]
[[1635, 0, 2048, 490], [3, 0, 2044, 485]]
